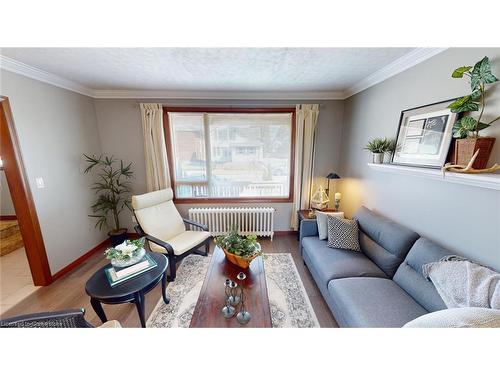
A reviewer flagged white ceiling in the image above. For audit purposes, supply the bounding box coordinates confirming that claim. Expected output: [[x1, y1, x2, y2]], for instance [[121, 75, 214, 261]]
[[0, 48, 446, 99]]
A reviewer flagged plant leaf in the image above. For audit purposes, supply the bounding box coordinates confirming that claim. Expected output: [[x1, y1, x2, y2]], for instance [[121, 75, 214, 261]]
[[447, 95, 479, 113], [471, 56, 499, 90], [451, 65, 472, 78]]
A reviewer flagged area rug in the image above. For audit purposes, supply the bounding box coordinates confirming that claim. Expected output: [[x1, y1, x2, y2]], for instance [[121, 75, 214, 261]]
[[147, 253, 319, 328]]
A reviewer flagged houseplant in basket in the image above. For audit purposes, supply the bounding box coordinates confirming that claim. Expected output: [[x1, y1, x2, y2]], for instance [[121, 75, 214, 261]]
[[214, 229, 263, 269], [83, 154, 134, 246], [447, 56, 499, 169]]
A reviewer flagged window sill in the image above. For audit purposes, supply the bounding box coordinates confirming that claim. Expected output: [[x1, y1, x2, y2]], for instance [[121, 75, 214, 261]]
[[174, 197, 293, 204]]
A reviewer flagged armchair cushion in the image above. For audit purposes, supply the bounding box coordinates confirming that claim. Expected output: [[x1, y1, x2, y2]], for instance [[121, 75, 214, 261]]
[[132, 188, 186, 243], [149, 230, 211, 256]]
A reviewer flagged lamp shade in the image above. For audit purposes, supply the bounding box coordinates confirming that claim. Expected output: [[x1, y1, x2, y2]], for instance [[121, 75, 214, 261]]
[[326, 172, 340, 179]]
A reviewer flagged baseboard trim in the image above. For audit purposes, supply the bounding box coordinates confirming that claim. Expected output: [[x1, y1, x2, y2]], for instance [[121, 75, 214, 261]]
[[51, 238, 110, 281], [51, 232, 139, 282], [274, 230, 297, 236], [0, 215, 17, 220]]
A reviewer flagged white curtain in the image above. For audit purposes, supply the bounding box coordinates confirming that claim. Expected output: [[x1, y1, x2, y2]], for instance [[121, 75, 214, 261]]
[[139, 103, 171, 192], [290, 104, 319, 230]]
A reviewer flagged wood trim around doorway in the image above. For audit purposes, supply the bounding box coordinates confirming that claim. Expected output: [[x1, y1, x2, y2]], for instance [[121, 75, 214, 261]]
[[0, 96, 52, 286]]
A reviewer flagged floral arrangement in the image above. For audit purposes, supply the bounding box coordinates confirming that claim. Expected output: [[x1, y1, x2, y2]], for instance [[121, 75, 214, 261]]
[[105, 237, 146, 261], [214, 230, 262, 258]]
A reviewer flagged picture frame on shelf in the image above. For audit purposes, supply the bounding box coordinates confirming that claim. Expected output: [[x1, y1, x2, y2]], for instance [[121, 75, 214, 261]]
[[392, 99, 461, 169]]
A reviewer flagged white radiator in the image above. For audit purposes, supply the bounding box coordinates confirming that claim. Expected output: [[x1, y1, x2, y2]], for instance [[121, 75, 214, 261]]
[[188, 207, 275, 240]]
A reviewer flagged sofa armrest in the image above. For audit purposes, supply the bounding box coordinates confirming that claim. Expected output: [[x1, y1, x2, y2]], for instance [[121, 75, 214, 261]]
[[299, 219, 318, 249]]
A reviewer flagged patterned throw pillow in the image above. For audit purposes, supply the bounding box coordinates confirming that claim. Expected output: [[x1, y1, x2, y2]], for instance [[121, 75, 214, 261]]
[[327, 215, 360, 251]]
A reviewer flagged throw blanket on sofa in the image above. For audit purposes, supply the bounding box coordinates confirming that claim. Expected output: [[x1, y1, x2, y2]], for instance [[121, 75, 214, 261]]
[[423, 256, 500, 309]]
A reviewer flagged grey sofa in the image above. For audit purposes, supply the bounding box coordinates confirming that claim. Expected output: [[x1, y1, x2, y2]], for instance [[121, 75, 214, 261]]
[[300, 206, 451, 327]]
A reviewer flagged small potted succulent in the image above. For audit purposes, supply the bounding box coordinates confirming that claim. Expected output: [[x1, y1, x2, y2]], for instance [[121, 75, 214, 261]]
[[214, 229, 263, 269], [364, 138, 388, 164], [105, 237, 146, 268], [447, 56, 499, 169], [383, 138, 396, 163]]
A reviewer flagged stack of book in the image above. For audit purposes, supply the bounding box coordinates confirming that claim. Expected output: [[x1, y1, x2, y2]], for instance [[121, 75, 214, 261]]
[[105, 253, 158, 287]]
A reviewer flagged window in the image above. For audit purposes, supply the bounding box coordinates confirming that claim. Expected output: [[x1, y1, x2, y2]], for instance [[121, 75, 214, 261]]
[[165, 108, 295, 202]]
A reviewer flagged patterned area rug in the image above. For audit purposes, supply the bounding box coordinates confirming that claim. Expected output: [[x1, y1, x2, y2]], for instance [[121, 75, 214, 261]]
[[147, 253, 319, 328]]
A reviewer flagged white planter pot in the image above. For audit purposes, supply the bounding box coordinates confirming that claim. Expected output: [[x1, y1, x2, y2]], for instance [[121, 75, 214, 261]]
[[383, 152, 393, 163], [372, 153, 383, 164]]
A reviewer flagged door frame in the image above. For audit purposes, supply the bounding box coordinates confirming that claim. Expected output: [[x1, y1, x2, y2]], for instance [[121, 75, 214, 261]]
[[0, 96, 52, 286]]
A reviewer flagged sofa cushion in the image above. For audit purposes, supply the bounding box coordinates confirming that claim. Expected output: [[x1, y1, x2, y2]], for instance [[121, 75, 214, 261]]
[[355, 206, 419, 277], [393, 238, 449, 312], [302, 236, 387, 291], [328, 277, 428, 327]]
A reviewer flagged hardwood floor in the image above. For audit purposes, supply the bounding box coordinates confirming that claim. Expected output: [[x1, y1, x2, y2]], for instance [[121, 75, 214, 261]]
[[0, 234, 338, 327]]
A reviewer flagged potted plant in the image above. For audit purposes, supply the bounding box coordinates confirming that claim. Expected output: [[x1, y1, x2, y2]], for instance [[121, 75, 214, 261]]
[[105, 237, 146, 268], [383, 138, 396, 163], [448, 56, 499, 169], [364, 137, 388, 164], [83, 154, 133, 246], [214, 229, 263, 269]]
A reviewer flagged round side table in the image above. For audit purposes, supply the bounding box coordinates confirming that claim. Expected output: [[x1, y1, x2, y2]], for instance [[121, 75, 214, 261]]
[[85, 252, 169, 328]]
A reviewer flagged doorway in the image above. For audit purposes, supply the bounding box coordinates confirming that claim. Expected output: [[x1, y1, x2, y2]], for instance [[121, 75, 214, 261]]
[[0, 96, 52, 312]]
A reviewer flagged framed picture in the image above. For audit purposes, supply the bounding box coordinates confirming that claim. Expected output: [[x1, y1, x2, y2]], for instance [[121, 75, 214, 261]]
[[392, 99, 460, 168]]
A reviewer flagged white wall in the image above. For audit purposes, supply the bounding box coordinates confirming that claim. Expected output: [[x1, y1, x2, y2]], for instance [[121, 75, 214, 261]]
[[1, 170, 16, 216], [93, 99, 344, 231], [339, 48, 500, 271], [0, 70, 106, 274]]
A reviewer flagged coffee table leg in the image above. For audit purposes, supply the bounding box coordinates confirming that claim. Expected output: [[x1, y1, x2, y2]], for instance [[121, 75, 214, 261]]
[[134, 291, 146, 328], [161, 271, 170, 304], [90, 298, 107, 323]]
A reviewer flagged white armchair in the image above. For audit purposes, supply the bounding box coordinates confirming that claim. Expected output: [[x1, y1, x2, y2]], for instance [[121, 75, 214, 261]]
[[131, 188, 211, 281]]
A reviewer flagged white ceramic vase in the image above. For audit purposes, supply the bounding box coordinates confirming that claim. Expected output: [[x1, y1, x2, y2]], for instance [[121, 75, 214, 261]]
[[383, 152, 393, 163], [372, 153, 383, 164]]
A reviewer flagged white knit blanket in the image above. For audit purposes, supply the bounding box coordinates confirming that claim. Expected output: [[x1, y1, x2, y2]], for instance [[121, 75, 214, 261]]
[[423, 256, 500, 309]]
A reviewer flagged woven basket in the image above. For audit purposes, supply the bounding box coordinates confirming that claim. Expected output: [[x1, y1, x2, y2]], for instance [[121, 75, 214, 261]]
[[220, 243, 261, 269]]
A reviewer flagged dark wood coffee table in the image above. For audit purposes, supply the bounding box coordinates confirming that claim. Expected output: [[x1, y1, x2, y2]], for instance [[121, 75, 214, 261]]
[[85, 252, 169, 328], [190, 246, 272, 328]]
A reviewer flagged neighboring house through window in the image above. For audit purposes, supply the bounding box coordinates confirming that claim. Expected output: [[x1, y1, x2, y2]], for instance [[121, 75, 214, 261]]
[[164, 107, 295, 202]]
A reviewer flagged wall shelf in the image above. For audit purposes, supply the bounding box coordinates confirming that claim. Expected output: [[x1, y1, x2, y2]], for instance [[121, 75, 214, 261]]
[[367, 163, 500, 191]]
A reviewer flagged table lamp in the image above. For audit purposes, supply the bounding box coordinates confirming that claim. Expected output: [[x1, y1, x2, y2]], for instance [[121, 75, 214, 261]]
[[326, 172, 341, 210]]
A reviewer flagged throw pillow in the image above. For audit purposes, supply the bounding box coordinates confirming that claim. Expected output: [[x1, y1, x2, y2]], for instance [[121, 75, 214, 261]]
[[316, 211, 344, 240], [403, 307, 500, 328], [327, 215, 360, 251]]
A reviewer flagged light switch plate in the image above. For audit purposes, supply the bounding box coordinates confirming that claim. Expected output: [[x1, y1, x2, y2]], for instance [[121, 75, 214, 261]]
[[35, 177, 45, 189]]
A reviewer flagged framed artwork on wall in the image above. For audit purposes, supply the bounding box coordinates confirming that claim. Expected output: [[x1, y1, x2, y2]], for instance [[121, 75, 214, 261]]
[[392, 99, 460, 169]]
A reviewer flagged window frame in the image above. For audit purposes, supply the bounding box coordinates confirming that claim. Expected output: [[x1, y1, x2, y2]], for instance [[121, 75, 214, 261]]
[[163, 106, 296, 204]]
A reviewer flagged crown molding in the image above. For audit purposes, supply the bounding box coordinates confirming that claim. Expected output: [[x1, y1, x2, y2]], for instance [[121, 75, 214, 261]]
[[2, 48, 448, 100], [0, 55, 94, 97], [342, 48, 448, 98], [92, 89, 345, 100]]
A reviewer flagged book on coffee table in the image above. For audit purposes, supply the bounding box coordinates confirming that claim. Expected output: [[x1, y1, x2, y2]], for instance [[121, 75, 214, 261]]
[[105, 253, 158, 287]]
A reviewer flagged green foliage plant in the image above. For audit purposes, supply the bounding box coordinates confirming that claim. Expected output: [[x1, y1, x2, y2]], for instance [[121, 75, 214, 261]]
[[83, 154, 133, 233], [214, 228, 262, 258], [448, 56, 499, 138], [364, 137, 391, 153]]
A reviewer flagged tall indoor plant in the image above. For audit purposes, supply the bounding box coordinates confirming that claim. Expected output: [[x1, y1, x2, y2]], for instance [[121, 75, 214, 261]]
[[83, 154, 134, 246], [448, 56, 499, 169]]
